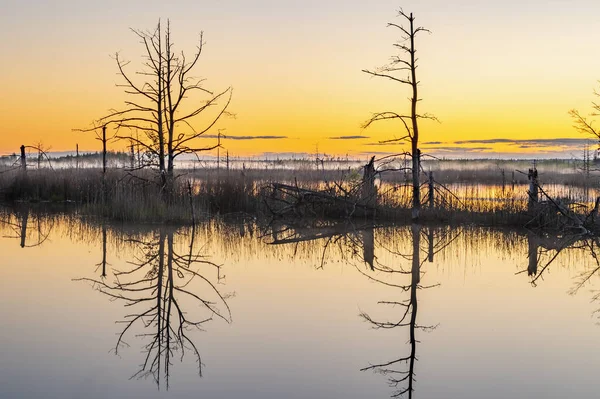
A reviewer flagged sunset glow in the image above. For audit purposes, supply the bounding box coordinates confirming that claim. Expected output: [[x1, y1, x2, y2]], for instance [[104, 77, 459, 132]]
[[1, 0, 599, 157]]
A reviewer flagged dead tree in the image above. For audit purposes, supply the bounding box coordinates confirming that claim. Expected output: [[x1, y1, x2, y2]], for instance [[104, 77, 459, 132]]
[[362, 156, 377, 208], [19, 145, 26, 172], [81, 20, 232, 195], [428, 171, 434, 208], [527, 166, 538, 212], [363, 9, 435, 221]]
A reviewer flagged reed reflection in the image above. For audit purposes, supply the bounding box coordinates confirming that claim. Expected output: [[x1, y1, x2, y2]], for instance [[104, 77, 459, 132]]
[[76, 227, 232, 389]]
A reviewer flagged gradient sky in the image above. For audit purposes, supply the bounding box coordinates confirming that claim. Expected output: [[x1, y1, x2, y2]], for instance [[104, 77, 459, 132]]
[[1, 0, 599, 158]]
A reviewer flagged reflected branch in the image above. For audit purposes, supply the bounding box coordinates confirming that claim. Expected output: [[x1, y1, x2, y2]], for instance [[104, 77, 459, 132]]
[[75, 227, 231, 389]]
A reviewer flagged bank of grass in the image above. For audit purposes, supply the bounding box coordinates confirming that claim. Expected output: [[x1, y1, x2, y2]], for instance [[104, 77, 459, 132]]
[[0, 166, 589, 227], [0, 168, 261, 223]]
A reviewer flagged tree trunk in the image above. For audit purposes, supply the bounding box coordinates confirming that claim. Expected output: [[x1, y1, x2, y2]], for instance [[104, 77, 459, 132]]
[[102, 125, 107, 205], [102, 125, 107, 174], [157, 21, 166, 192], [528, 167, 538, 212], [428, 171, 434, 209], [20, 145, 26, 172], [409, 13, 421, 222], [362, 156, 377, 209], [412, 149, 420, 220]]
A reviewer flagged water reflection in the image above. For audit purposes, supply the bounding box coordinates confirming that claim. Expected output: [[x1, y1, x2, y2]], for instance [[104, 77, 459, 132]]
[[4, 211, 600, 398], [76, 227, 232, 389], [268, 223, 461, 397], [97, 223, 108, 278], [523, 231, 600, 305], [358, 225, 428, 398], [0, 207, 54, 248], [358, 226, 462, 398]]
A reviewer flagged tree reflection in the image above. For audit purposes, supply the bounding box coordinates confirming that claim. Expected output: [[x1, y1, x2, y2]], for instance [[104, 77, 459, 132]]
[[358, 225, 446, 398], [519, 232, 591, 286], [95, 223, 108, 278], [76, 227, 231, 389], [268, 221, 377, 268], [520, 232, 600, 321], [267, 222, 453, 398], [0, 207, 54, 248]]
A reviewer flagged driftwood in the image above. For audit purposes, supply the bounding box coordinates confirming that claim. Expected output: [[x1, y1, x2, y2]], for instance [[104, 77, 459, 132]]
[[263, 156, 381, 221], [264, 182, 376, 219], [526, 180, 599, 234]]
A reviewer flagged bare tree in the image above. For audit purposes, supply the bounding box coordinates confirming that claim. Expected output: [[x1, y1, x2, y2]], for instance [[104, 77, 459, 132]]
[[363, 9, 435, 221], [570, 83, 600, 144], [87, 20, 232, 194]]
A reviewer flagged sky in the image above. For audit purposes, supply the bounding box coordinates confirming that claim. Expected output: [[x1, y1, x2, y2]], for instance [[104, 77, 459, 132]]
[[1, 0, 599, 158]]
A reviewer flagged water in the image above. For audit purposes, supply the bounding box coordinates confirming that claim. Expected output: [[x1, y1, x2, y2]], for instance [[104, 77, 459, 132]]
[[1, 211, 599, 398]]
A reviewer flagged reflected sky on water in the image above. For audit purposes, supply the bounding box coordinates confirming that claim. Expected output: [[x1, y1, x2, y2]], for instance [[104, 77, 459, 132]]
[[1, 211, 600, 398]]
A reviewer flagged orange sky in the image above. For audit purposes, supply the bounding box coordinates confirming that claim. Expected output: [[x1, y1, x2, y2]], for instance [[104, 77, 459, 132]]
[[1, 0, 599, 158]]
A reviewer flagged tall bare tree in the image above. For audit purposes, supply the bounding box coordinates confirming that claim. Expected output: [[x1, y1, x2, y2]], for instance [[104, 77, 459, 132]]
[[91, 20, 232, 193], [363, 9, 434, 221]]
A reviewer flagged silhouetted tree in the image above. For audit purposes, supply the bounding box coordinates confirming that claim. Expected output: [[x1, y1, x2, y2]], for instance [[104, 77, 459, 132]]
[[87, 20, 232, 194], [363, 9, 435, 221]]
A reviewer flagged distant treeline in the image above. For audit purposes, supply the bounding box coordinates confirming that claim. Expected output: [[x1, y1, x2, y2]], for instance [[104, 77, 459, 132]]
[[0, 151, 131, 166]]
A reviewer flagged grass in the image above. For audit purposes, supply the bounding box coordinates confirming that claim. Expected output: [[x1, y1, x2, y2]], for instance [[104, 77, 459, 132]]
[[0, 168, 260, 224], [0, 163, 597, 227]]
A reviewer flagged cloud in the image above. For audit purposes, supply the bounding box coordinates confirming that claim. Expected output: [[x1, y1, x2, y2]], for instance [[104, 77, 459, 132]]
[[329, 135, 369, 140], [202, 134, 288, 140], [364, 141, 405, 146], [425, 146, 493, 153], [357, 151, 403, 156], [452, 138, 592, 147], [258, 152, 312, 159]]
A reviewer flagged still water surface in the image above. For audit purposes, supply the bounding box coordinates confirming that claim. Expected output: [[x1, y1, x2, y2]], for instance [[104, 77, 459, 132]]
[[1, 212, 599, 398]]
